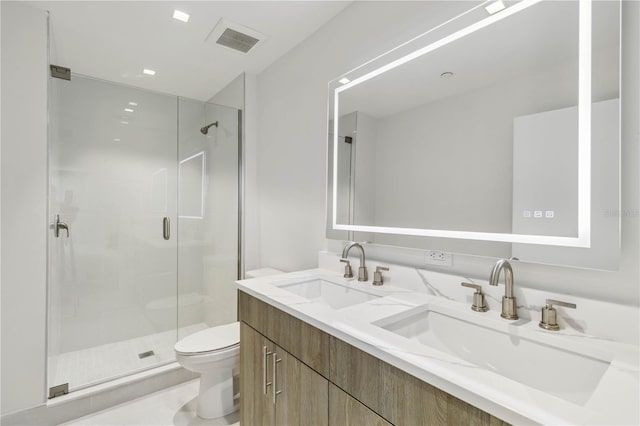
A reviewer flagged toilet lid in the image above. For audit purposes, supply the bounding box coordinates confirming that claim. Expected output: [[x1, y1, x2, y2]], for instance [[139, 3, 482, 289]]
[[175, 322, 239, 355]]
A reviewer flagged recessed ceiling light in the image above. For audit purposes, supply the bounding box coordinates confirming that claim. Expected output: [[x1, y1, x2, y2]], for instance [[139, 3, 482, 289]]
[[485, 0, 506, 15], [338, 78, 350, 85], [120, 121, 129, 125], [113, 138, 121, 142], [143, 69, 156, 76], [440, 71, 454, 79], [128, 102, 138, 106], [173, 10, 190, 23], [124, 108, 134, 113]]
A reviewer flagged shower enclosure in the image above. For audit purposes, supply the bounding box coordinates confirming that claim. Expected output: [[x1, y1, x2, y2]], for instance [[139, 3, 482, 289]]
[[47, 74, 241, 394]]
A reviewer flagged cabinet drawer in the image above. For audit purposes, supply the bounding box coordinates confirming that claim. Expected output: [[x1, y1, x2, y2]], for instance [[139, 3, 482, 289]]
[[329, 335, 510, 426], [239, 290, 330, 377]]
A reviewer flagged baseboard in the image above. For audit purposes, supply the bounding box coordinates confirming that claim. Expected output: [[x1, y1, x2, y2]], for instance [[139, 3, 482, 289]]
[[1, 363, 196, 426]]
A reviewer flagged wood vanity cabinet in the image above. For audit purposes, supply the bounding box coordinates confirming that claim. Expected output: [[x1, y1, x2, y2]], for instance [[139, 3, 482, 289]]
[[329, 383, 392, 426], [241, 322, 329, 425], [239, 322, 275, 425], [239, 290, 510, 426]]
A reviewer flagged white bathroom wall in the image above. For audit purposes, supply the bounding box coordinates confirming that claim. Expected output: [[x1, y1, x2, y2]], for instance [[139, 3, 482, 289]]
[[207, 73, 244, 111], [255, 1, 479, 271], [243, 74, 259, 274], [254, 1, 640, 306], [0, 1, 49, 415], [206, 72, 263, 279]]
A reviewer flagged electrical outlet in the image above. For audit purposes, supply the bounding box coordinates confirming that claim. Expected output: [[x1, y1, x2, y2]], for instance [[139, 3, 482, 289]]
[[426, 250, 453, 267]]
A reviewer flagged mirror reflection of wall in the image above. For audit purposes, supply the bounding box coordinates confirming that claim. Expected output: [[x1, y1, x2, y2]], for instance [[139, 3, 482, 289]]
[[330, 0, 620, 270], [512, 98, 619, 269]]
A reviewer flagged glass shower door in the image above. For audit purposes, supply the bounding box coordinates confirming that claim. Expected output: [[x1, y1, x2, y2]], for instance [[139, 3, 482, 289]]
[[48, 75, 178, 392], [177, 99, 239, 339]]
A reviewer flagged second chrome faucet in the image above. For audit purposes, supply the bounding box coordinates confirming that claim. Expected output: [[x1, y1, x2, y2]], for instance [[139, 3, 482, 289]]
[[341, 242, 368, 281], [489, 258, 518, 320]]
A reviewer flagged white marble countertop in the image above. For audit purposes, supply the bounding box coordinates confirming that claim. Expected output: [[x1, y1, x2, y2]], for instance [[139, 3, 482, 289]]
[[236, 253, 639, 425]]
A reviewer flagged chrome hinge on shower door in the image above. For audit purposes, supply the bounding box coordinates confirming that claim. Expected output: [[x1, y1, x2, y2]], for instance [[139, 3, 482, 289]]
[[48, 383, 69, 399], [50, 64, 71, 80]]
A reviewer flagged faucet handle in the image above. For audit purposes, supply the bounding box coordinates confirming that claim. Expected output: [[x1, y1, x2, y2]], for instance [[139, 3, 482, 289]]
[[339, 258, 353, 278], [372, 266, 389, 286], [461, 282, 488, 312], [545, 299, 577, 309], [539, 299, 576, 331], [461, 282, 481, 291]]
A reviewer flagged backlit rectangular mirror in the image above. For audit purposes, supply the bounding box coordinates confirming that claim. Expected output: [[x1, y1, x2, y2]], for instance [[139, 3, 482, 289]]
[[327, 0, 620, 269]]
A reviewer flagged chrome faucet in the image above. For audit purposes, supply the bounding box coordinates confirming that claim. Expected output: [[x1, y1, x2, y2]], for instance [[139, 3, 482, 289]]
[[341, 242, 368, 282], [489, 258, 518, 320]]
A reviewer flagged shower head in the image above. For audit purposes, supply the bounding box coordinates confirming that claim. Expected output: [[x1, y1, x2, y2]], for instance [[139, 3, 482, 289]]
[[200, 121, 219, 135]]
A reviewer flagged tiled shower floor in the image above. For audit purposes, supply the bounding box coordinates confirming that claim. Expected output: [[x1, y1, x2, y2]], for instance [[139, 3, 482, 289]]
[[48, 323, 208, 391]]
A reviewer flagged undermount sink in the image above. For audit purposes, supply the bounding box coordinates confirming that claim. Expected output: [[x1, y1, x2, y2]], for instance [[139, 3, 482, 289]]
[[376, 306, 610, 405], [278, 278, 380, 310]]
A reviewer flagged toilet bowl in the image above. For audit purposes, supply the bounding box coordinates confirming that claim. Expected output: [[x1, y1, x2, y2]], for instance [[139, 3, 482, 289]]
[[174, 321, 239, 419], [175, 269, 282, 419]]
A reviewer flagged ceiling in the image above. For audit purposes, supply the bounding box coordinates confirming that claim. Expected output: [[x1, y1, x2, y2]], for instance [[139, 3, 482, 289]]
[[30, 1, 351, 100]]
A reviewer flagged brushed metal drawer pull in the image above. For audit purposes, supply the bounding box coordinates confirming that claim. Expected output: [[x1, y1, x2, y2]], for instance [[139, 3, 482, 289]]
[[263, 345, 273, 394], [273, 352, 282, 404]]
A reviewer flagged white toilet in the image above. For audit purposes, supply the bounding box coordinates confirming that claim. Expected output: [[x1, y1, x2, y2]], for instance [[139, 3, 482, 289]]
[[174, 268, 282, 419], [174, 322, 240, 419]]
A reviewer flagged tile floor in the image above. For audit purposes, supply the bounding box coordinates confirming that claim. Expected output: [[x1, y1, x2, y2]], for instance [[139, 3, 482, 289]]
[[62, 379, 239, 426]]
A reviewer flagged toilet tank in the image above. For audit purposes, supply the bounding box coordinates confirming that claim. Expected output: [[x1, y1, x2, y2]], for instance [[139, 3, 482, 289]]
[[245, 268, 283, 279]]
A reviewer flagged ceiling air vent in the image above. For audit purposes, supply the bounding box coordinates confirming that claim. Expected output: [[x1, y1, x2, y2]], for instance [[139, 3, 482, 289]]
[[217, 28, 259, 53], [205, 18, 266, 54]]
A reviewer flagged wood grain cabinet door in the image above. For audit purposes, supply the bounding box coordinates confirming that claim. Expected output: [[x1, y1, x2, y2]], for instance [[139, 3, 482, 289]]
[[274, 344, 329, 426], [240, 322, 276, 426], [329, 383, 392, 426]]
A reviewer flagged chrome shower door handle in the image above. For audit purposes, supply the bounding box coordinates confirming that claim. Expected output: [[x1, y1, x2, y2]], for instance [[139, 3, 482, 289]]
[[54, 214, 69, 238], [163, 217, 170, 240]]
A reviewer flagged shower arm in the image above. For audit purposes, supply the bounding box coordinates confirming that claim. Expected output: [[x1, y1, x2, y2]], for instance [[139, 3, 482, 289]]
[[200, 121, 219, 135]]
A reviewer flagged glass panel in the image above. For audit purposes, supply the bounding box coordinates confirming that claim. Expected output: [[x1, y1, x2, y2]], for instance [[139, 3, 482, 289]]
[[48, 75, 178, 391], [177, 99, 239, 340]]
